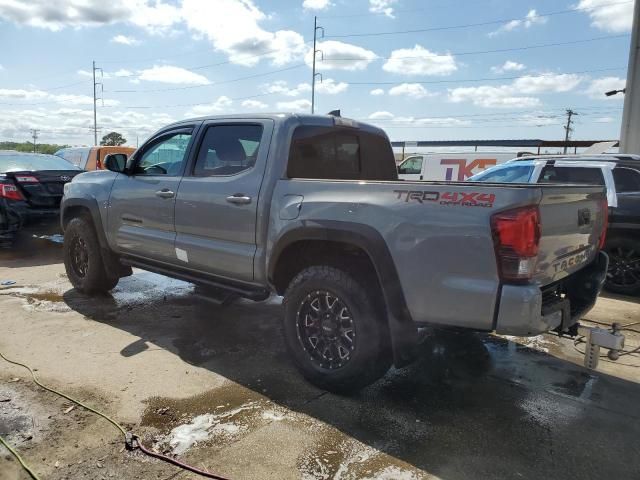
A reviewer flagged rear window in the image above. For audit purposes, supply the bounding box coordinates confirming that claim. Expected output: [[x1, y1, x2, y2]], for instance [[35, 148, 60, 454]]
[[287, 126, 397, 181], [470, 164, 534, 183], [540, 166, 605, 185], [55, 148, 91, 168], [613, 167, 640, 193], [0, 153, 82, 172]]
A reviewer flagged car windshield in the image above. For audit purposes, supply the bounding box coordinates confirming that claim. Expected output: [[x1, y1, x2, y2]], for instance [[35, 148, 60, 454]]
[[469, 163, 535, 183], [0, 152, 82, 172]]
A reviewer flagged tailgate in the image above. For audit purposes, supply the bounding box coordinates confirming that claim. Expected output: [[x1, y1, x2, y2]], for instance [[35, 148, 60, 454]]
[[535, 185, 607, 285]]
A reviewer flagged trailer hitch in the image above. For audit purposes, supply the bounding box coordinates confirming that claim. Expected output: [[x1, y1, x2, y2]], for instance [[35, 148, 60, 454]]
[[578, 323, 625, 369]]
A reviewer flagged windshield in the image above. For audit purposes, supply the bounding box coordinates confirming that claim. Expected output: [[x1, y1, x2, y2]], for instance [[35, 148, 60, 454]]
[[0, 153, 82, 172], [469, 163, 535, 183]]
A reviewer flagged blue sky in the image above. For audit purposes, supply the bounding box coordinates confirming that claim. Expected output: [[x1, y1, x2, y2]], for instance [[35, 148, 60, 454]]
[[0, 0, 633, 146]]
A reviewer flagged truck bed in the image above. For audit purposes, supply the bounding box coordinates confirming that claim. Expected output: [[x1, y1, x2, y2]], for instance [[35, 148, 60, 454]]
[[269, 179, 607, 331]]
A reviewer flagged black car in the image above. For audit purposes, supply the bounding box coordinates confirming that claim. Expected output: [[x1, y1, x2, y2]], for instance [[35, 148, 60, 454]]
[[0, 150, 83, 245]]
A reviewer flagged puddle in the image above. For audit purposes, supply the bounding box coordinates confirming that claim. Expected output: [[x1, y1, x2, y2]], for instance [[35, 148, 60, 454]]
[[298, 429, 427, 480], [142, 382, 294, 454], [31, 234, 64, 244]]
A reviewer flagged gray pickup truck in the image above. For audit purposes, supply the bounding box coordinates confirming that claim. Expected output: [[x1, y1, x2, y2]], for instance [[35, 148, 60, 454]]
[[61, 113, 609, 391]]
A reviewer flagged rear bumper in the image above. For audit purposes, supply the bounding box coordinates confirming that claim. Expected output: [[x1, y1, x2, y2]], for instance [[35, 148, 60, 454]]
[[495, 251, 609, 336], [0, 202, 60, 238]]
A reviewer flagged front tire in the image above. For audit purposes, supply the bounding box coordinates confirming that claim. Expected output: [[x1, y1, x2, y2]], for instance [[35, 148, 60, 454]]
[[604, 236, 640, 296], [64, 217, 119, 294], [283, 266, 390, 393]]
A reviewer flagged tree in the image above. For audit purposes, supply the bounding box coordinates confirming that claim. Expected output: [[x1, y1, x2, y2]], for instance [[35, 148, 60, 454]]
[[100, 132, 127, 146]]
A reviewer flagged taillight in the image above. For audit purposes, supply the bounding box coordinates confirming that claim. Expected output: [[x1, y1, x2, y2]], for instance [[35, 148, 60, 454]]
[[491, 205, 541, 282], [598, 197, 608, 250], [96, 158, 102, 170], [0, 184, 25, 201], [14, 175, 39, 183]]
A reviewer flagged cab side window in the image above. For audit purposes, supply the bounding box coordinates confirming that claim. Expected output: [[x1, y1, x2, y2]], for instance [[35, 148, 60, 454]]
[[613, 167, 640, 193], [134, 131, 192, 176], [398, 156, 423, 175]]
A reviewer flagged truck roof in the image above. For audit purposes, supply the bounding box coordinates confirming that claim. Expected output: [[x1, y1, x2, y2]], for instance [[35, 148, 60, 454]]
[[163, 113, 388, 138]]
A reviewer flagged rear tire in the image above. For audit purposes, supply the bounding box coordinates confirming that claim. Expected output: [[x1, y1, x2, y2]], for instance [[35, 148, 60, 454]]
[[604, 236, 640, 296], [282, 265, 390, 393], [64, 216, 119, 294]]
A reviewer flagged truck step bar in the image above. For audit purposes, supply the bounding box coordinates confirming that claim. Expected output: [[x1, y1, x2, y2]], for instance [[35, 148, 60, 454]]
[[120, 255, 270, 301]]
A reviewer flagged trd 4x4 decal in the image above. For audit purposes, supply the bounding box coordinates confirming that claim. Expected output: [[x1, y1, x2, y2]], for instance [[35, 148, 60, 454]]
[[394, 190, 495, 208]]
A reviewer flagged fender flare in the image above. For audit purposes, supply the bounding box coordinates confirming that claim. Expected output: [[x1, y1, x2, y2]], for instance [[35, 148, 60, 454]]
[[269, 220, 418, 366], [61, 197, 109, 249]]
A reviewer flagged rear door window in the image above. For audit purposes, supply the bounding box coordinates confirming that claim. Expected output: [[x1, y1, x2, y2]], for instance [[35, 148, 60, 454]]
[[193, 124, 264, 177], [539, 166, 605, 185]]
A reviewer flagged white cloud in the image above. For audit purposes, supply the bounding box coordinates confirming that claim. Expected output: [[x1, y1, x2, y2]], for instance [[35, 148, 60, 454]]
[[489, 9, 548, 36], [370, 88, 385, 96], [316, 78, 348, 94], [306, 40, 377, 71], [366, 111, 471, 127], [277, 99, 312, 112], [512, 73, 583, 94], [491, 60, 526, 74], [303, 0, 332, 10], [185, 96, 233, 117], [368, 111, 395, 120], [137, 65, 210, 85], [241, 99, 268, 109], [0, 64, 4, 70], [113, 69, 133, 77], [0, 106, 175, 145], [585, 76, 626, 99], [181, 0, 306, 66], [576, 0, 633, 33], [388, 83, 434, 99], [0, 0, 180, 33], [383, 45, 457, 76], [448, 73, 584, 108], [369, 0, 398, 18], [111, 34, 139, 45], [448, 85, 541, 108], [595, 116, 615, 123], [262, 80, 311, 97], [0, 88, 119, 106]]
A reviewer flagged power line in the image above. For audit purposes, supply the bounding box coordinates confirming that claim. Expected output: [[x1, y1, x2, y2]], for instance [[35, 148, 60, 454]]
[[322, 34, 630, 62], [323, 1, 633, 38], [343, 67, 626, 86], [100, 92, 277, 109]]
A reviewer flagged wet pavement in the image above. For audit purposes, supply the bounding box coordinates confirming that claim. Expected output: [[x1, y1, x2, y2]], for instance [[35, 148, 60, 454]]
[[1, 235, 639, 479]]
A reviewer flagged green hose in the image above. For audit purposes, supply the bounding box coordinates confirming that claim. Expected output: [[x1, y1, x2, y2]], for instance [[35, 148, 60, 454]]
[[0, 434, 42, 480], [0, 351, 128, 480]]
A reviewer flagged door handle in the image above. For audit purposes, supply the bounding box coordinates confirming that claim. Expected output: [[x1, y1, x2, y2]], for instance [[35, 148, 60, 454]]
[[155, 189, 175, 199], [226, 194, 252, 205]]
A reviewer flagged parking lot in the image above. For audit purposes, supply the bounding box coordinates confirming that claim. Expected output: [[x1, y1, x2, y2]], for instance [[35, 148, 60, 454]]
[[1, 234, 639, 480]]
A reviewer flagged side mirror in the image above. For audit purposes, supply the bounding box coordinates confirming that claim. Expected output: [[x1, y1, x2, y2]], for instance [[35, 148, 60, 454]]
[[104, 153, 127, 173]]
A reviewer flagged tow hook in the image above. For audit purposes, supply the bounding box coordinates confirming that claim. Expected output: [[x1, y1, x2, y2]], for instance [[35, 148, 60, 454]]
[[578, 322, 626, 369]]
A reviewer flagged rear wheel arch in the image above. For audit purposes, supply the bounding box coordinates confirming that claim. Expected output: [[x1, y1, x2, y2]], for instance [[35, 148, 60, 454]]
[[270, 222, 418, 367]]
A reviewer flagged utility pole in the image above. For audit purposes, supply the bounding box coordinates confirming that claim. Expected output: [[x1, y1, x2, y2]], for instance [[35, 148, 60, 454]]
[[30, 129, 39, 153], [311, 16, 324, 114], [620, 0, 640, 153], [563, 109, 577, 154], [92, 61, 103, 146]]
